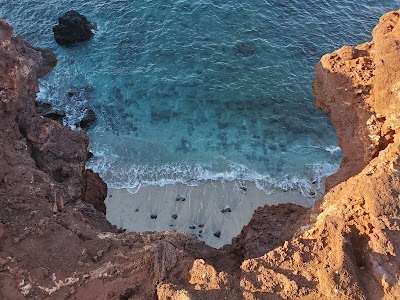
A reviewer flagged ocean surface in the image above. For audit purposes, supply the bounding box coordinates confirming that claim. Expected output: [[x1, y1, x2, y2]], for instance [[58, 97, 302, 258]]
[[2, 1, 399, 196]]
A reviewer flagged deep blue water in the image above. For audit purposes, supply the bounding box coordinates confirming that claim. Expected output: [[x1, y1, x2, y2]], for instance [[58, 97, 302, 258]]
[[1, 1, 399, 195]]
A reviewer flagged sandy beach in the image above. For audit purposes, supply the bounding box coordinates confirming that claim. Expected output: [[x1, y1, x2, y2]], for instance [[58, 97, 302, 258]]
[[105, 180, 314, 248]]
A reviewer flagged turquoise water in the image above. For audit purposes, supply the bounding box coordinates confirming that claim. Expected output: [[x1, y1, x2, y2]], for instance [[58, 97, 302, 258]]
[[2, 1, 399, 195]]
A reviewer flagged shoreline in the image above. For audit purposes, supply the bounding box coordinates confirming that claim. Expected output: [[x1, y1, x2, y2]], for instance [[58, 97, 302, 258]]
[[105, 180, 314, 248]]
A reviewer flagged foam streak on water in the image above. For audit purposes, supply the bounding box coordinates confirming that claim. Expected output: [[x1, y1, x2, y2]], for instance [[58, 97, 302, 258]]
[[1, 0, 399, 197]]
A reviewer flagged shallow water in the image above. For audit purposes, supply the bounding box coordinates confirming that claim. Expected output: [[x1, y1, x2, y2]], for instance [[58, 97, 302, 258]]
[[2, 1, 399, 195]]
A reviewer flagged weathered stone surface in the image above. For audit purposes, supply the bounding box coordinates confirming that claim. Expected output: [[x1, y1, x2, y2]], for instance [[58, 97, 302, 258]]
[[313, 13, 400, 190], [230, 204, 308, 259], [84, 169, 107, 214], [35, 101, 65, 122]]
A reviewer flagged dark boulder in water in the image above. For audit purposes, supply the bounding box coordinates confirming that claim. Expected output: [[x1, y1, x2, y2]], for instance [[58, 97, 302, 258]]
[[76, 108, 97, 130], [67, 90, 77, 97], [53, 11, 96, 46], [43, 109, 66, 122], [177, 137, 195, 153], [86, 151, 94, 161]]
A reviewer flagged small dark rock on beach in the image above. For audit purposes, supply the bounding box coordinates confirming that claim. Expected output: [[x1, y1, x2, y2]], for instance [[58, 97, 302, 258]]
[[239, 185, 248, 192], [221, 206, 232, 213], [213, 231, 221, 238], [176, 195, 186, 201]]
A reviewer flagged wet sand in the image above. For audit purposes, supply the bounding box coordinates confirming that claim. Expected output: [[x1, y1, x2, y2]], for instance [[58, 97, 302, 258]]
[[105, 180, 314, 248]]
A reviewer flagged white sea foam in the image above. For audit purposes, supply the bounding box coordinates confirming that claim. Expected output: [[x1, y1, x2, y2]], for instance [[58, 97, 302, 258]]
[[325, 145, 342, 155], [36, 84, 48, 100], [88, 148, 339, 198]]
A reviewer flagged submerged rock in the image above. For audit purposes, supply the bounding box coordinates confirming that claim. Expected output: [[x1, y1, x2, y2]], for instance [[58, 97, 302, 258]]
[[177, 137, 195, 153], [67, 90, 77, 97], [234, 41, 256, 57], [53, 11, 95, 46]]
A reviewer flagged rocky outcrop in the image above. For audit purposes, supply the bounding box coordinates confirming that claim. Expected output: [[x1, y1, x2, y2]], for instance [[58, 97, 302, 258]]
[[75, 108, 97, 129], [230, 11, 400, 299], [52, 11, 95, 46], [313, 12, 399, 189], [2, 11, 400, 300], [84, 169, 107, 214], [230, 204, 308, 259], [35, 101, 66, 123], [0, 19, 116, 298]]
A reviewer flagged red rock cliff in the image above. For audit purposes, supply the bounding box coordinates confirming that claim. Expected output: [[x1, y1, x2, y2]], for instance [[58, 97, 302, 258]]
[[1, 11, 400, 300], [313, 12, 400, 189]]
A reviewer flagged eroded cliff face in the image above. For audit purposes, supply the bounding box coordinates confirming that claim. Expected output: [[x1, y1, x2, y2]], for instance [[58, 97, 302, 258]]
[[0, 19, 242, 300], [313, 11, 400, 190], [1, 11, 400, 300]]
